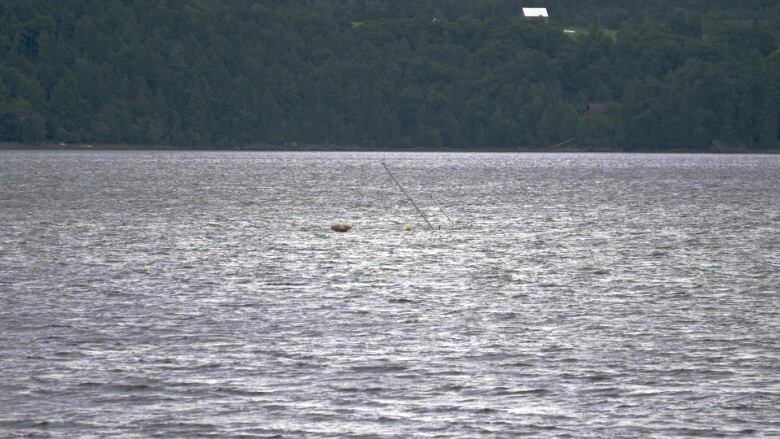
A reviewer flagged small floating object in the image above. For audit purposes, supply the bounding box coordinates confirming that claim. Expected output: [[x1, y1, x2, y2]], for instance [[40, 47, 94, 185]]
[[331, 223, 352, 232], [403, 225, 413, 232]]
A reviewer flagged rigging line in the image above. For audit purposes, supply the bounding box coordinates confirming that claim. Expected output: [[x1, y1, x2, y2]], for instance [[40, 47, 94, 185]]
[[380, 161, 434, 230], [427, 192, 455, 228]]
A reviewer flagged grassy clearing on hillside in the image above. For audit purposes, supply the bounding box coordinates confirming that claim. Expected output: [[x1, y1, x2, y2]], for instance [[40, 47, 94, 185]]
[[563, 26, 618, 41]]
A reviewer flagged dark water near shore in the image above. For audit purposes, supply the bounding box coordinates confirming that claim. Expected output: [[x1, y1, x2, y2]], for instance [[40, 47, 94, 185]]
[[1, 151, 778, 438]]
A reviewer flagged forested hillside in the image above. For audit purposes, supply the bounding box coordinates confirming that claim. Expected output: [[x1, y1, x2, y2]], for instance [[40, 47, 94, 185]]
[[1, 0, 778, 150]]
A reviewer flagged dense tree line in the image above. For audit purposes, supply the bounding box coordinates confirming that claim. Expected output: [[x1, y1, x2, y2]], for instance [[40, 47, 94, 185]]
[[0, 0, 778, 150]]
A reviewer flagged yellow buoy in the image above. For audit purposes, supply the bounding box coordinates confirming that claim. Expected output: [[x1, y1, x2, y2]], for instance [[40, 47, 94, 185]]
[[403, 225, 413, 232]]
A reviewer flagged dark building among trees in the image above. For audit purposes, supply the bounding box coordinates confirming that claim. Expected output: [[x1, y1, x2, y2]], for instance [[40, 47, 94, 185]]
[[584, 103, 608, 117]]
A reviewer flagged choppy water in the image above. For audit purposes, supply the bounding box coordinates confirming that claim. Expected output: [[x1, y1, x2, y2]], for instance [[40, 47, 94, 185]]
[[1, 151, 779, 438]]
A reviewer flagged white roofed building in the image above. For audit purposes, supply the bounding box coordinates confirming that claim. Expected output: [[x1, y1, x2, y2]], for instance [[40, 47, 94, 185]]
[[522, 8, 549, 19]]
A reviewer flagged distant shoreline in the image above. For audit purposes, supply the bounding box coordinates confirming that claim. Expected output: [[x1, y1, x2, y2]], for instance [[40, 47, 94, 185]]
[[1, 141, 777, 154]]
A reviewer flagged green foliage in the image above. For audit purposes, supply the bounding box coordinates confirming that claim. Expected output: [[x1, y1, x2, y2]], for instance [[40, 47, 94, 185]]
[[0, 0, 777, 150]]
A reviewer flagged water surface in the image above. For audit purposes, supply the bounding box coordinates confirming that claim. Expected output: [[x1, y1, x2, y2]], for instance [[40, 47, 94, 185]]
[[1, 151, 778, 437]]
